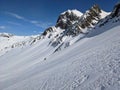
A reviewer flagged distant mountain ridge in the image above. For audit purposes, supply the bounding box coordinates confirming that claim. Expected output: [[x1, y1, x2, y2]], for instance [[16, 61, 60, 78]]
[[0, 33, 42, 56]]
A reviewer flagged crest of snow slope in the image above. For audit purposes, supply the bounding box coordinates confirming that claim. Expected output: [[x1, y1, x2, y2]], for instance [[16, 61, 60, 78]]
[[0, 33, 41, 56], [0, 15, 120, 90], [0, 34, 27, 50]]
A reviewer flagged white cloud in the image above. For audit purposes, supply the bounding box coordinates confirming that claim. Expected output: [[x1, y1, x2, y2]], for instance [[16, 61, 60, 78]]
[[30, 21, 39, 24], [0, 26, 6, 29], [39, 31, 43, 34], [6, 12, 52, 29], [7, 21, 22, 26], [6, 12, 25, 20]]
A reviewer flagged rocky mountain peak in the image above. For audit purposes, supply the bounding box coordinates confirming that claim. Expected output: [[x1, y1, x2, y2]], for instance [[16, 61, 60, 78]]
[[91, 4, 101, 13], [42, 4, 109, 37], [42, 26, 56, 36], [65, 4, 108, 36], [56, 9, 83, 29]]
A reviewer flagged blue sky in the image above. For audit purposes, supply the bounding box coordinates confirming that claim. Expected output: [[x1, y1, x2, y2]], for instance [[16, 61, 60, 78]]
[[0, 0, 119, 35]]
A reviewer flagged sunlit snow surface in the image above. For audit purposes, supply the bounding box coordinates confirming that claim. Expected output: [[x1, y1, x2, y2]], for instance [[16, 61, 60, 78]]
[[0, 18, 120, 90]]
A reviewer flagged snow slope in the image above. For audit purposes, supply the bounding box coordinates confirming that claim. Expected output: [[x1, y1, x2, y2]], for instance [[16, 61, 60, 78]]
[[0, 34, 28, 50], [0, 33, 41, 56], [0, 15, 120, 90]]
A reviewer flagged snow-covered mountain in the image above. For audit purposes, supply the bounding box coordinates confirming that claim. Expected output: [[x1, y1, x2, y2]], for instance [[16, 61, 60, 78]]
[[0, 3, 120, 90], [42, 5, 110, 52], [43, 5, 109, 36], [0, 33, 42, 56]]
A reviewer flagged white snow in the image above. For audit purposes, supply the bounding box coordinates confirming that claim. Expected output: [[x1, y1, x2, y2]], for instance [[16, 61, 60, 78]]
[[0, 33, 40, 56], [61, 9, 83, 17], [100, 10, 110, 18], [71, 9, 83, 17], [0, 15, 120, 90], [0, 36, 27, 50]]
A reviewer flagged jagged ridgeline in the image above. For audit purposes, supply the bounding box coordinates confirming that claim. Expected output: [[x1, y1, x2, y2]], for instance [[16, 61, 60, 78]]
[[41, 4, 110, 52], [42, 4, 109, 37]]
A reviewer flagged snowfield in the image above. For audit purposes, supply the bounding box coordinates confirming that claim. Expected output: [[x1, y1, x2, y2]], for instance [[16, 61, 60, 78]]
[[0, 17, 120, 90]]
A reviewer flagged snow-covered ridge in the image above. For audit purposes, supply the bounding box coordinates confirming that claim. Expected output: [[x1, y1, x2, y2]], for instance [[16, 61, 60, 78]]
[[0, 33, 42, 56], [61, 9, 83, 17], [45, 4, 110, 36], [0, 33, 14, 38]]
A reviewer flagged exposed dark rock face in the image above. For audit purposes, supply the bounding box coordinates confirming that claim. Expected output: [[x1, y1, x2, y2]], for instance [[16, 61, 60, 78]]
[[112, 2, 120, 17], [99, 2, 120, 27], [41, 3, 119, 53], [43, 5, 104, 37], [42, 27, 56, 36], [78, 4, 102, 28], [42, 4, 108, 37], [65, 4, 103, 36], [56, 10, 82, 29]]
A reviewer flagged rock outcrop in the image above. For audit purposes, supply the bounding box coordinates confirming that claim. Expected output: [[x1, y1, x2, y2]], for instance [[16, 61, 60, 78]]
[[111, 2, 120, 17]]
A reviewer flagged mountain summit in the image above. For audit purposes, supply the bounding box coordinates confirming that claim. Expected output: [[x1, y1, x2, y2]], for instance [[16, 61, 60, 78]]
[[56, 9, 83, 29], [43, 5, 109, 36]]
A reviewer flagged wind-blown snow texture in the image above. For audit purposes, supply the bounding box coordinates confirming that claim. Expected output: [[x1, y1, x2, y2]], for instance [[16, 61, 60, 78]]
[[0, 4, 120, 90]]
